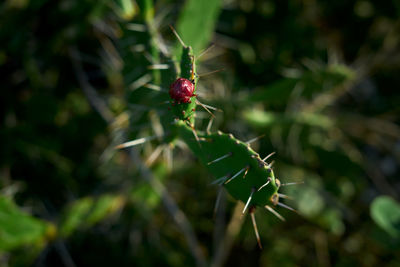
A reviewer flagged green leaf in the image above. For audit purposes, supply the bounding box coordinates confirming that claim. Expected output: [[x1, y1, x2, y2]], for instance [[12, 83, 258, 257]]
[[131, 183, 161, 210], [176, 0, 222, 55], [59, 195, 125, 237], [117, 0, 138, 20], [0, 197, 53, 251], [137, 0, 154, 22], [86, 195, 125, 225], [243, 109, 334, 129], [245, 78, 298, 106], [130, 163, 167, 213], [59, 197, 93, 237], [244, 64, 355, 107], [371, 196, 400, 238]]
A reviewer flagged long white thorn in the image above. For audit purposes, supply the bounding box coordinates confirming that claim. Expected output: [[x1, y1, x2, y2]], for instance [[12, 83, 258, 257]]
[[196, 101, 222, 112], [269, 160, 275, 168], [190, 126, 201, 147], [213, 187, 223, 216], [265, 205, 285, 221], [196, 100, 215, 118], [148, 64, 170, 70], [257, 179, 270, 192], [115, 135, 159, 149], [262, 152, 276, 162], [143, 84, 166, 92], [143, 51, 156, 64], [207, 152, 232, 165], [224, 167, 246, 184], [211, 175, 230, 185], [169, 25, 186, 47], [206, 117, 214, 134], [125, 23, 146, 32], [278, 193, 293, 200], [145, 145, 164, 166], [164, 145, 173, 170], [246, 134, 265, 145], [129, 74, 152, 91], [197, 68, 224, 78], [197, 44, 215, 60], [280, 181, 304, 186], [242, 188, 255, 214], [277, 202, 297, 213], [250, 210, 262, 249]]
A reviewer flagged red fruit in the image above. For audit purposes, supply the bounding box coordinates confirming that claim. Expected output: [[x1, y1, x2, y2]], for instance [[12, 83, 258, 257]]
[[169, 78, 195, 103]]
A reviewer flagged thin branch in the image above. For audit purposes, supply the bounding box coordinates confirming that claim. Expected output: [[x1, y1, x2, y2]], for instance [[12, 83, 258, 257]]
[[54, 241, 77, 267], [210, 202, 245, 267], [130, 150, 207, 267], [212, 188, 226, 255], [69, 47, 114, 124]]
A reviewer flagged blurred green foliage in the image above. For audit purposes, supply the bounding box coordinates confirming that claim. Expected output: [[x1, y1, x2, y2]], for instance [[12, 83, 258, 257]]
[[176, 0, 222, 55], [1, 0, 400, 266], [0, 196, 54, 251], [371, 196, 400, 238]]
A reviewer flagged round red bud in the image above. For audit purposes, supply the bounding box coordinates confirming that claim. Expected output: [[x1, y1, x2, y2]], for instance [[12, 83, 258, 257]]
[[169, 78, 195, 104]]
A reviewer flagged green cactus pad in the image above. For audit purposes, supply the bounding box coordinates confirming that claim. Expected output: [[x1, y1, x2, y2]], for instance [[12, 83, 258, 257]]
[[173, 121, 279, 207]]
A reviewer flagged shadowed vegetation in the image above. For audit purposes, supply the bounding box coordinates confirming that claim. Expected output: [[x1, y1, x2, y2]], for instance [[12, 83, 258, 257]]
[[1, 0, 399, 266]]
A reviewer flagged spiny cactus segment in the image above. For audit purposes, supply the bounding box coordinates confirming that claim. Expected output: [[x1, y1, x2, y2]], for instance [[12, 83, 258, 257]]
[[116, 25, 300, 248]]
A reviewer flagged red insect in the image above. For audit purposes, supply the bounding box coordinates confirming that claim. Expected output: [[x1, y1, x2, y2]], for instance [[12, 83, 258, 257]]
[[169, 78, 195, 104]]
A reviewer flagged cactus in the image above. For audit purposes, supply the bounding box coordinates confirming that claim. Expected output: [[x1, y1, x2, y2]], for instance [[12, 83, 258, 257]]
[[3, 0, 400, 266], [116, 16, 297, 249]]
